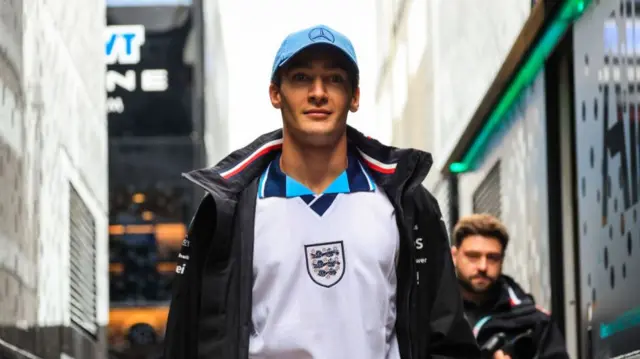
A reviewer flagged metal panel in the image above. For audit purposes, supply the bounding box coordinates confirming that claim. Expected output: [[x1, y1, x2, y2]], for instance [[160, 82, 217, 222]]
[[472, 161, 502, 219], [573, 0, 640, 356], [69, 185, 97, 336]]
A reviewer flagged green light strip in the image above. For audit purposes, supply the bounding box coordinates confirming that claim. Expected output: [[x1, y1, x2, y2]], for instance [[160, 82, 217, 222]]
[[450, 0, 591, 173]]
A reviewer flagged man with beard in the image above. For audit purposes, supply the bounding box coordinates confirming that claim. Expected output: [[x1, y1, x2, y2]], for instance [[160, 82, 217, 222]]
[[451, 214, 569, 359]]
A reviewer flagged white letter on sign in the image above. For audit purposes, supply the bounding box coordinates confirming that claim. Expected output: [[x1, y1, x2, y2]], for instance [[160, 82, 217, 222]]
[[106, 70, 136, 92], [141, 69, 169, 92], [105, 25, 146, 65]]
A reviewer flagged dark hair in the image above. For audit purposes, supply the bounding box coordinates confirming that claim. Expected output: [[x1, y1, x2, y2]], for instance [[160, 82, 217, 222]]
[[452, 213, 509, 251], [272, 67, 359, 93], [271, 49, 359, 92]]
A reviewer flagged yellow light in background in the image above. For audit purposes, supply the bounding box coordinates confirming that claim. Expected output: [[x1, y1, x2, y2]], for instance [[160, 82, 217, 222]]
[[155, 223, 187, 245], [142, 211, 154, 221], [109, 224, 125, 235], [126, 224, 154, 234], [132, 193, 145, 204]]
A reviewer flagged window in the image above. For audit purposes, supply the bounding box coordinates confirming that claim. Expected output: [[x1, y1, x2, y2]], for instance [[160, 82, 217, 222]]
[[473, 161, 502, 218], [69, 185, 98, 336]]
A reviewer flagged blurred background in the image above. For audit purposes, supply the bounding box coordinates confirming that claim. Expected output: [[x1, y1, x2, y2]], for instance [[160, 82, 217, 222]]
[[0, 0, 639, 358]]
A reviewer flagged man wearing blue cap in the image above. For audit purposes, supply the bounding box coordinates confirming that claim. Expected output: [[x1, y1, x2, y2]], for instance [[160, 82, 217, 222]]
[[163, 25, 480, 359]]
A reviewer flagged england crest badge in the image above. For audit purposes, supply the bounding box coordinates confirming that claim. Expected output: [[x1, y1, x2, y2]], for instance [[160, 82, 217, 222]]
[[304, 241, 345, 288]]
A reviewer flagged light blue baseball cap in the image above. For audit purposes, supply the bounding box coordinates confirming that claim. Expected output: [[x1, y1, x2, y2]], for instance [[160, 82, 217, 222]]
[[270, 24, 359, 84]]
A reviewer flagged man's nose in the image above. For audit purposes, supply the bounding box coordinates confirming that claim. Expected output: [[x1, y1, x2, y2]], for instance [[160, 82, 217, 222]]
[[308, 77, 328, 104], [476, 257, 488, 271]]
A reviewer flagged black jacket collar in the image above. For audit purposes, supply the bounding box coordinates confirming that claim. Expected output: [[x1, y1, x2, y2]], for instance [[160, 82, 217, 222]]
[[468, 275, 535, 312], [183, 126, 434, 198]]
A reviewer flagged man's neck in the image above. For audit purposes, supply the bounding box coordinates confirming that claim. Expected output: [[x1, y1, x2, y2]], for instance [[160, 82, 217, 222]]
[[461, 289, 488, 306], [280, 134, 348, 194], [461, 286, 499, 308]]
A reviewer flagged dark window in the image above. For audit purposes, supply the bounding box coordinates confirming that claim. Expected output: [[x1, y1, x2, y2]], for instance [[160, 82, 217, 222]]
[[69, 185, 98, 336], [472, 161, 502, 218], [106, 4, 198, 308]]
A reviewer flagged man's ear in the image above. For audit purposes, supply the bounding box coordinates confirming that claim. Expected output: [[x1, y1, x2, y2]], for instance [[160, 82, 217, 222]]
[[349, 87, 360, 112], [269, 83, 281, 109]]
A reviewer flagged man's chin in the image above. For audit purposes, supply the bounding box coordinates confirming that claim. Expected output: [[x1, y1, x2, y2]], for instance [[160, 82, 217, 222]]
[[469, 284, 492, 294], [293, 125, 345, 146], [459, 278, 495, 294]]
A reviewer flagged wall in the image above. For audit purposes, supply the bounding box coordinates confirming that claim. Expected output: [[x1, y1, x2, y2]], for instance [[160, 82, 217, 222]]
[[0, 0, 109, 357], [376, 0, 433, 157], [432, 0, 531, 164], [457, 72, 552, 312], [202, 0, 229, 166], [573, 0, 640, 356], [375, 0, 531, 194]]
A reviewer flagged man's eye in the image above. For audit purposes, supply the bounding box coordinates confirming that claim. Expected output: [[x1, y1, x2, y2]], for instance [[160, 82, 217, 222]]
[[466, 253, 481, 259], [292, 73, 309, 81], [330, 75, 344, 83]]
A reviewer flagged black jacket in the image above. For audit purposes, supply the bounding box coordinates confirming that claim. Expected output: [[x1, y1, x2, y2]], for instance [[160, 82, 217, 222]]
[[466, 275, 569, 359], [163, 127, 480, 359]]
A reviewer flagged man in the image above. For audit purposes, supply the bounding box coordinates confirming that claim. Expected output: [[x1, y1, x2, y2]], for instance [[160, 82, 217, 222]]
[[451, 214, 569, 359], [163, 24, 479, 359]]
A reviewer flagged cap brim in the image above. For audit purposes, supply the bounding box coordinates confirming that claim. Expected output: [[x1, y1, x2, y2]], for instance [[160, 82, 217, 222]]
[[272, 42, 359, 80]]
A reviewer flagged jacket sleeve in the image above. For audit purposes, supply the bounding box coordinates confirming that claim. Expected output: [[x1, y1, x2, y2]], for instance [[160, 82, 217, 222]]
[[164, 194, 217, 359], [415, 187, 480, 358], [536, 318, 570, 359]]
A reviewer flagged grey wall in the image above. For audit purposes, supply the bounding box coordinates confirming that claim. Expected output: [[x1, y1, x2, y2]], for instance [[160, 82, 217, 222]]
[[458, 71, 552, 312], [573, 0, 640, 356], [0, 0, 109, 357], [432, 0, 531, 162], [202, 0, 229, 166]]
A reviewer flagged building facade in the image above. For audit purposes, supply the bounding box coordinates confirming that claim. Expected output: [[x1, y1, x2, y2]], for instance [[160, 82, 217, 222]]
[[571, 1, 640, 356], [375, 0, 531, 170], [202, 0, 229, 166], [105, 0, 199, 356], [0, 0, 109, 358], [402, 0, 640, 358], [104, 0, 227, 356], [375, 1, 534, 235]]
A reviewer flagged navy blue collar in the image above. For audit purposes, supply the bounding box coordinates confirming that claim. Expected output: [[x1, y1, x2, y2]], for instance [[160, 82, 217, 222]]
[[258, 151, 376, 198]]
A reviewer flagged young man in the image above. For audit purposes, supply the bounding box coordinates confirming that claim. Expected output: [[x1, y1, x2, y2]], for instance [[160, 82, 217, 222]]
[[451, 214, 569, 359], [163, 24, 479, 359]]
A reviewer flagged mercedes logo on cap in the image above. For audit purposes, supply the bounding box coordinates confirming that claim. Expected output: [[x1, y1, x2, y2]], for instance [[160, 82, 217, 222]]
[[308, 27, 335, 43]]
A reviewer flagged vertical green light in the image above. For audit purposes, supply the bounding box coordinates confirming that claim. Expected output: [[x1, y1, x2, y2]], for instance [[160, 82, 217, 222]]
[[449, 0, 591, 174]]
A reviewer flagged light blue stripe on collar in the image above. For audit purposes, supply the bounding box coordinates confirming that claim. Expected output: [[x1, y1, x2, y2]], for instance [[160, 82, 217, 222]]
[[282, 170, 351, 197]]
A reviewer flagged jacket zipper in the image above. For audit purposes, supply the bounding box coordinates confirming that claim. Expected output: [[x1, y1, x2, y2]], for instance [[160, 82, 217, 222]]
[[472, 315, 492, 338], [394, 190, 416, 359], [401, 157, 427, 359], [403, 204, 417, 359], [237, 180, 259, 359]]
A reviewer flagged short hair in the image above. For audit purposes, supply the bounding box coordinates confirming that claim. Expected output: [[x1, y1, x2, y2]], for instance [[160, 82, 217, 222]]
[[452, 213, 509, 251], [271, 47, 359, 92]]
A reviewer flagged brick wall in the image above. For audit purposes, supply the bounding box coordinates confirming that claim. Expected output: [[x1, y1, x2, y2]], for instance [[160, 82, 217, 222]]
[[0, 0, 108, 358]]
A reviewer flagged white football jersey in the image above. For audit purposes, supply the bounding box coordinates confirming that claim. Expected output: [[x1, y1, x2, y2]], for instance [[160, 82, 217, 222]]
[[249, 153, 400, 359]]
